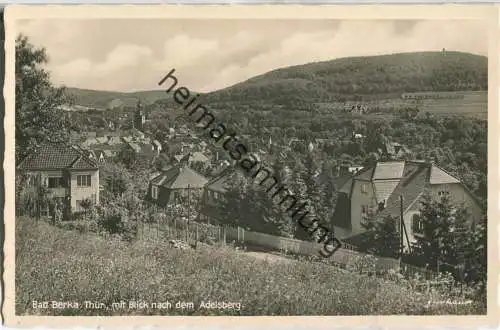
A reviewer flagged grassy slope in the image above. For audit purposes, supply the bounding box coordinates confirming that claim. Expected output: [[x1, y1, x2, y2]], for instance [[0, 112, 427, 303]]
[[15, 218, 485, 316]]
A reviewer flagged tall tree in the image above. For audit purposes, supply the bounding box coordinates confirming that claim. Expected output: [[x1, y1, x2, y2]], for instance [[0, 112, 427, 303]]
[[361, 214, 400, 258], [16, 35, 71, 162], [462, 215, 487, 287], [411, 193, 472, 274]]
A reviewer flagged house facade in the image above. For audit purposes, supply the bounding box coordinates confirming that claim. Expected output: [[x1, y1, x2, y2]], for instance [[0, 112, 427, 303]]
[[332, 161, 483, 249], [17, 143, 100, 216]]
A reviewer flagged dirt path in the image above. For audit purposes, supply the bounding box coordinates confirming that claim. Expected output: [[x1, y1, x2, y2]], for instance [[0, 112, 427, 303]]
[[243, 251, 292, 264]]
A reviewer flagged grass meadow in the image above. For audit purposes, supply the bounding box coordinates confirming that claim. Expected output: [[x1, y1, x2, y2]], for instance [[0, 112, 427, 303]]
[[15, 217, 487, 316], [316, 91, 487, 120]]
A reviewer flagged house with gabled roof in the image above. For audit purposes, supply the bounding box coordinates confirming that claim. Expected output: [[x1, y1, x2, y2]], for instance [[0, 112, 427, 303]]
[[332, 160, 483, 250], [173, 151, 210, 166], [122, 141, 157, 167], [17, 143, 100, 216], [148, 165, 209, 207], [199, 167, 236, 224]]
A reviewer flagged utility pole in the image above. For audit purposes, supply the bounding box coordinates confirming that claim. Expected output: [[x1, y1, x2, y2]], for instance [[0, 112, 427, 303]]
[[400, 195, 404, 259], [437, 237, 442, 273], [186, 185, 191, 242], [400, 197, 412, 255]]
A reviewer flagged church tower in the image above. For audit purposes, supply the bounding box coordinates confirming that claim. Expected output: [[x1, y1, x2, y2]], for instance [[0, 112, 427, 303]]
[[133, 99, 146, 131]]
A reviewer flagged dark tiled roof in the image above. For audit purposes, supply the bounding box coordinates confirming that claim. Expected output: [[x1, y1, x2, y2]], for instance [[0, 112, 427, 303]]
[[332, 174, 351, 191], [354, 166, 374, 181], [150, 165, 208, 189], [206, 167, 236, 193], [17, 143, 98, 170], [339, 177, 353, 195], [378, 162, 430, 217]]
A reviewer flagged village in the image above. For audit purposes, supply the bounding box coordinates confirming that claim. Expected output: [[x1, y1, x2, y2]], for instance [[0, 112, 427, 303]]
[[16, 98, 484, 278], [12, 19, 489, 315]]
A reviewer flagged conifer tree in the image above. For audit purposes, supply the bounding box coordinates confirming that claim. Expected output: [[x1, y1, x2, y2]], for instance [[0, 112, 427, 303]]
[[411, 192, 472, 273], [361, 214, 400, 258]]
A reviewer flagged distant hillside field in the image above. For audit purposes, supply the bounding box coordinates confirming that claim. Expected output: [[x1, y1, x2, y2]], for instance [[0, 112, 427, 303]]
[[404, 91, 487, 118]]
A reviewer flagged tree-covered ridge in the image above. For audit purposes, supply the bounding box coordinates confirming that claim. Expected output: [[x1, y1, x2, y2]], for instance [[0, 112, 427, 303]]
[[203, 51, 487, 104], [64, 51, 487, 110], [64, 88, 170, 109]]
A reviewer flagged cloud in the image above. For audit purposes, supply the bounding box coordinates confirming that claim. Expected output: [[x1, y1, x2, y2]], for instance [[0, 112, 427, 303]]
[[17, 19, 488, 93], [51, 44, 153, 89], [197, 20, 488, 92], [155, 34, 219, 70]]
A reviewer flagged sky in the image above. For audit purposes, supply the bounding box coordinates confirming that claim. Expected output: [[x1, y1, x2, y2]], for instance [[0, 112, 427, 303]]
[[17, 19, 489, 93]]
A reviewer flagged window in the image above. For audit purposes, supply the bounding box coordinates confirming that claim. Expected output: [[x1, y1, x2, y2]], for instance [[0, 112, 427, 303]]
[[77, 175, 92, 187], [220, 194, 227, 203], [361, 184, 368, 194], [48, 177, 64, 188], [412, 214, 424, 235], [438, 190, 450, 197], [152, 186, 158, 200]]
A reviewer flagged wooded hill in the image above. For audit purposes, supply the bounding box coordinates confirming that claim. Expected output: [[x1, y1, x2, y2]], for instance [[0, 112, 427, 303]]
[[65, 88, 168, 109], [202, 51, 487, 104], [66, 51, 487, 109]]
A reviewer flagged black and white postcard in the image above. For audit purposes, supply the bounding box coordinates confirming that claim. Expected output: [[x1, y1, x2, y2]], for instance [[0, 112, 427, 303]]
[[2, 4, 498, 328]]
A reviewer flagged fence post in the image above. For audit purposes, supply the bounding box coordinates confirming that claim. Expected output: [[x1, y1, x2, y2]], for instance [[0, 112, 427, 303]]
[[196, 224, 199, 244], [156, 214, 159, 241], [223, 226, 227, 246]]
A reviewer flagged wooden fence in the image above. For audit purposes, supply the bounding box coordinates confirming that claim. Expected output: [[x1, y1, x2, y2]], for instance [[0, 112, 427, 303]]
[[139, 215, 403, 273]]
